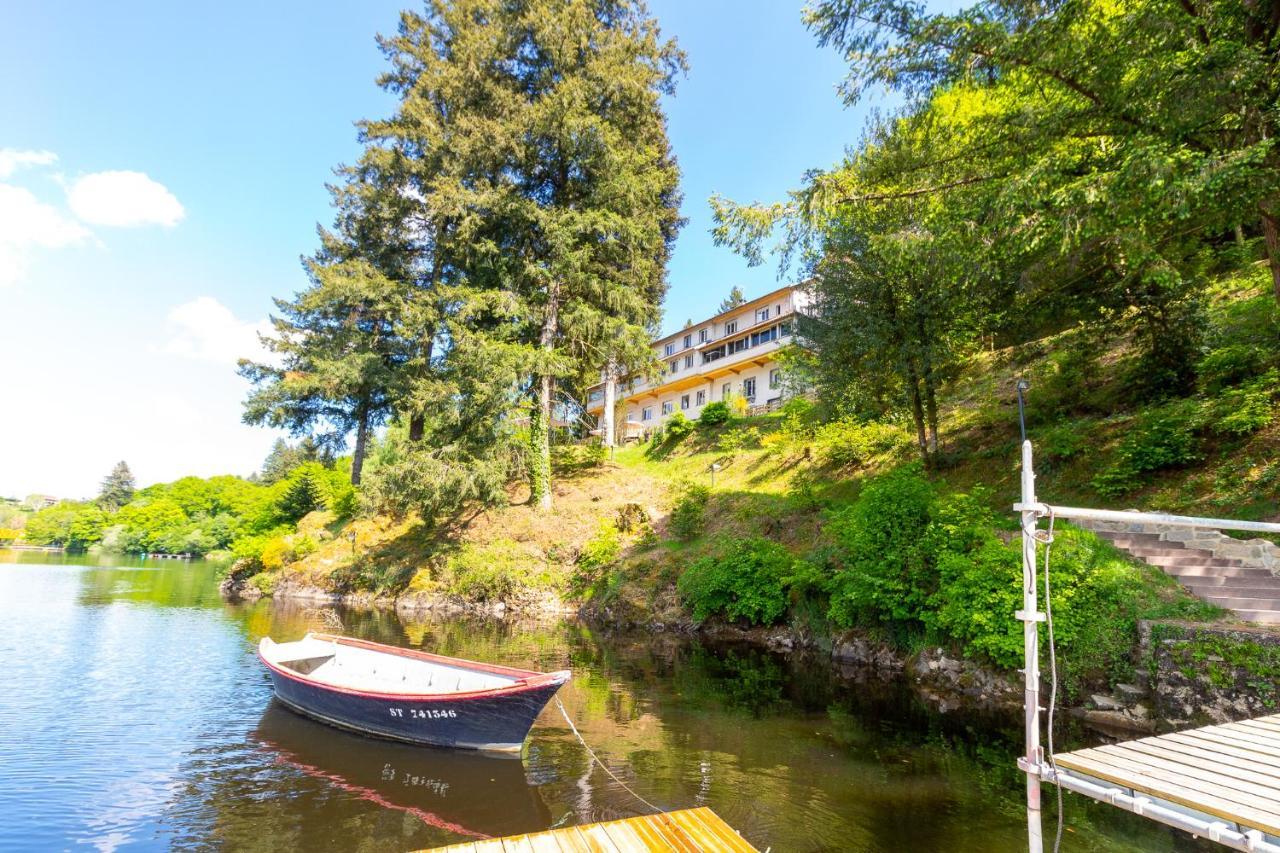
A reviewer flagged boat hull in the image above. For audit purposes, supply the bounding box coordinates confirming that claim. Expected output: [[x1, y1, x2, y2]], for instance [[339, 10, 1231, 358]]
[[263, 664, 565, 752]]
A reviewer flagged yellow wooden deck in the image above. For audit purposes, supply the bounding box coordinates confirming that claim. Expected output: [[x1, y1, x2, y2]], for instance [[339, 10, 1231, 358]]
[[422, 807, 757, 853], [1051, 713, 1280, 836]]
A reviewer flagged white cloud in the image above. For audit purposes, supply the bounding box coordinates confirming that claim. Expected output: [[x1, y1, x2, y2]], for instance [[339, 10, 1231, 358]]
[[0, 183, 92, 285], [0, 148, 57, 178], [162, 296, 274, 365], [67, 170, 185, 227]]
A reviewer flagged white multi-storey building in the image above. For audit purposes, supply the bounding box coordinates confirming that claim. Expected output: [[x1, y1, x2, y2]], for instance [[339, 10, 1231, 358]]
[[585, 283, 808, 439]]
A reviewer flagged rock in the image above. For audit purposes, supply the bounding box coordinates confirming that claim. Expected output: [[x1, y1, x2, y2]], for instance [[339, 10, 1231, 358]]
[[1113, 683, 1145, 705], [1091, 693, 1124, 711]]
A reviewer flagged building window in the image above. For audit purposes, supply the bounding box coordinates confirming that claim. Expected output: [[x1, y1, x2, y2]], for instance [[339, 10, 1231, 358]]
[[724, 320, 737, 335], [669, 359, 679, 374], [696, 390, 705, 406], [743, 378, 756, 401], [684, 354, 693, 368], [698, 328, 708, 343], [641, 406, 652, 421], [681, 394, 690, 410], [769, 368, 781, 390], [661, 400, 673, 415], [722, 382, 732, 400], [780, 321, 792, 338], [756, 307, 770, 323], [683, 334, 692, 349], [664, 342, 675, 356]]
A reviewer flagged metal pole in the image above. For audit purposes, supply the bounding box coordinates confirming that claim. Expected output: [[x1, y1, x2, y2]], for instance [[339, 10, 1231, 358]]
[[1019, 439, 1045, 853]]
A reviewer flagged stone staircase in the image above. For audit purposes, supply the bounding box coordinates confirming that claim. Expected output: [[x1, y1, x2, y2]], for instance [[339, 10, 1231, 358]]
[[1087, 527, 1280, 624]]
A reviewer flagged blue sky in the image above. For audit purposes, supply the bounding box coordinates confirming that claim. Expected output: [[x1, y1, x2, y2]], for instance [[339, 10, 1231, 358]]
[[0, 0, 879, 499]]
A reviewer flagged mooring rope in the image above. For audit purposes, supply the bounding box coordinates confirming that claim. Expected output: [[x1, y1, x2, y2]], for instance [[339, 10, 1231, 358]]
[[554, 696, 662, 815]]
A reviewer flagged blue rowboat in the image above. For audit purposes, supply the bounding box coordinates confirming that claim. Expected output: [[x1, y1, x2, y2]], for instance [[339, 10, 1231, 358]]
[[258, 633, 570, 753]]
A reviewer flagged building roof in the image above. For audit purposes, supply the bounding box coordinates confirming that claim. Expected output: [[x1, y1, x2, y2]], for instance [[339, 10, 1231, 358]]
[[647, 282, 802, 350]]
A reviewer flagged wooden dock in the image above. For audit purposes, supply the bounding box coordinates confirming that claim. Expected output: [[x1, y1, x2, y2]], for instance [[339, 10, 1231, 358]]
[[1050, 714, 1280, 838], [422, 807, 757, 852]]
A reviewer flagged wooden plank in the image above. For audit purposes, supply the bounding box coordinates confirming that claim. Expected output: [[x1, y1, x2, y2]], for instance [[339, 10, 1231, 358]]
[[1189, 726, 1280, 757], [550, 828, 594, 853], [501, 836, 537, 853], [675, 808, 757, 853], [1104, 742, 1280, 798], [1229, 719, 1280, 741], [1054, 751, 1280, 836], [526, 832, 562, 853], [1119, 738, 1280, 789], [595, 820, 651, 853], [576, 823, 623, 853], [1176, 728, 1280, 761], [1068, 747, 1280, 815], [420, 809, 755, 853], [622, 816, 682, 852], [1160, 731, 1280, 774]]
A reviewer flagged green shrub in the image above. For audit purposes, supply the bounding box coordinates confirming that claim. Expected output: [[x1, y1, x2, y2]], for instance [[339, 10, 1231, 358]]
[[571, 520, 623, 597], [1198, 344, 1264, 394], [697, 401, 731, 427], [814, 419, 911, 468], [716, 429, 748, 454], [827, 466, 936, 628], [445, 539, 551, 602], [664, 412, 694, 441], [677, 538, 796, 625], [1211, 370, 1277, 437], [1092, 403, 1202, 498], [583, 439, 608, 466], [669, 483, 710, 539]]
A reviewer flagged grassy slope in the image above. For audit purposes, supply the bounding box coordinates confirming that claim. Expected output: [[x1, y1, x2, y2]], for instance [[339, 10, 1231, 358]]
[[262, 264, 1276, 632]]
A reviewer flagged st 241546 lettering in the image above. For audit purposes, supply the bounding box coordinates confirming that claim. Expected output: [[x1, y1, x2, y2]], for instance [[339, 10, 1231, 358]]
[[388, 708, 458, 719]]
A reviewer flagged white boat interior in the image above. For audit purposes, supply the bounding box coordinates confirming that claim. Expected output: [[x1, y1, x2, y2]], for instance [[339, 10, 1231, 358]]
[[261, 634, 523, 695]]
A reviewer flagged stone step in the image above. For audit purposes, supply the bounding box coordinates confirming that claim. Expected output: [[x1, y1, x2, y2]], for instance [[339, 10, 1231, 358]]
[[1107, 539, 1191, 552], [1198, 595, 1280, 611], [1227, 609, 1280, 624], [1161, 565, 1273, 579], [1182, 575, 1280, 589], [1185, 584, 1280, 598], [1143, 554, 1244, 568]]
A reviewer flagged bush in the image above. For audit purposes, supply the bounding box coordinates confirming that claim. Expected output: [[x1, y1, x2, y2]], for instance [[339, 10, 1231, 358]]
[[1198, 344, 1264, 394], [572, 520, 622, 597], [664, 412, 694, 440], [697, 401, 731, 427], [669, 483, 710, 539], [677, 538, 796, 625], [827, 466, 936, 629], [1211, 370, 1277, 437], [583, 439, 608, 466], [814, 419, 912, 468], [1092, 403, 1202, 498], [444, 539, 552, 602]]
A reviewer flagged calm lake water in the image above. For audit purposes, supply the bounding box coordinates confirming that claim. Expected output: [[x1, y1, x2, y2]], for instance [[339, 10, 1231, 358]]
[[0, 552, 1213, 852]]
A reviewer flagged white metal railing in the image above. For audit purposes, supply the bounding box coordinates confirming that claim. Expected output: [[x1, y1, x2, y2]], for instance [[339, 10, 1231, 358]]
[[1013, 503, 1280, 536]]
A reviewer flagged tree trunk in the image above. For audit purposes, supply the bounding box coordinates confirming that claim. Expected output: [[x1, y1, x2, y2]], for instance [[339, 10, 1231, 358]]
[[1262, 204, 1280, 305], [351, 397, 370, 486], [530, 285, 560, 511], [602, 364, 616, 448], [905, 371, 929, 467], [408, 333, 435, 443]]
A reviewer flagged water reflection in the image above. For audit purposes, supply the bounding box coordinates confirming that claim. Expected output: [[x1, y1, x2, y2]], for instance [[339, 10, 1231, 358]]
[[0, 555, 1215, 852], [253, 702, 550, 839]]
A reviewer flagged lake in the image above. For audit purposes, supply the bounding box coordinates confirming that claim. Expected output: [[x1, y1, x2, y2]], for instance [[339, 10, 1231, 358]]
[[0, 552, 1212, 851]]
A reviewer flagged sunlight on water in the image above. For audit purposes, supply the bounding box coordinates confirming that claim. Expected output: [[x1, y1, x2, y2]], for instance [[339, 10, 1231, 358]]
[[0, 554, 1212, 852]]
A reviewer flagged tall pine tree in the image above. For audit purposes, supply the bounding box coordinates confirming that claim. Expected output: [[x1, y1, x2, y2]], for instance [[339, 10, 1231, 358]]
[[98, 461, 135, 511]]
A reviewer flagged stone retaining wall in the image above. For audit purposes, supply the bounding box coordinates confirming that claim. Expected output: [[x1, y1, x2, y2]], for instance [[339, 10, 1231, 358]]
[[1140, 620, 1280, 728]]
